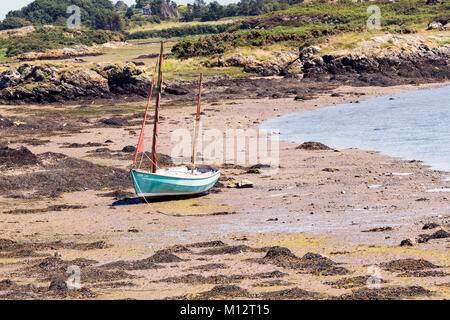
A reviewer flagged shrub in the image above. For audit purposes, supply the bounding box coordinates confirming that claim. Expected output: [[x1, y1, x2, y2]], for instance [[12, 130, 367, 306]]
[[126, 23, 234, 40], [1, 27, 124, 57]]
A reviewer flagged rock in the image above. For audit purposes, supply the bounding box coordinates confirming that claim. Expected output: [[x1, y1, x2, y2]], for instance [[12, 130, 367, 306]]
[[98, 62, 150, 96], [362, 226, 393, 233], [296, 141, 332, 150], [222, 52, 301, 77], [165, 87, 188, 95], [427, 22, 443, 30], [48, 279, 68, 291], [295, 141, 333, 150], [246, 168, 262, 174], [322, 168, 339, 172], [158, 1, 181, 19], [300, 45, 320, 60], [0, 61, 156, 104], [0, 146, 40, 167], [101, 118, 128, 127], [0, 115, 14, 128], [417, 229, 450, 243], [236, 179, 254, 188], [17, 45, 102, 61], [302, 43, 450, 85], [122, 146, 136, 153], [225, 54, 258, 67], [422, 222, 439, 230], [400, 239, 414, 247], [0, 69, 22, 89], [264, 246, 297, 259]]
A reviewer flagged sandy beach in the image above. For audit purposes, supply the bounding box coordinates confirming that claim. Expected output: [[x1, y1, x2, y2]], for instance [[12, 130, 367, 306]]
[[0, 80, 449, 300]]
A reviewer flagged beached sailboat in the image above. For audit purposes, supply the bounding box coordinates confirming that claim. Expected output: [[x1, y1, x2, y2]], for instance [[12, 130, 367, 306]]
[[130, 42, 220, 199]]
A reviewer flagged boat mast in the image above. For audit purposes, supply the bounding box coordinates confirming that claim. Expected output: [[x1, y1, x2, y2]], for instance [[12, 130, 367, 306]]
[[133, 59, 159, 165], [191, 73, 203, 173], [150, 41, 164, 173]]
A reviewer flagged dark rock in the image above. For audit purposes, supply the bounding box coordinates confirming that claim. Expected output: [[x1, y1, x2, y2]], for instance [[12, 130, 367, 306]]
[[48, 279, 68, 291], [0, 115, 14, 128], [362, 226, 393, 232], [264, 246, 297, 259], [0, 62, 152, 104], [422, 222, 440, 230], [122, 145, 136, 153], [380, 258, 439, 272], [400, 239, 414, 247], [303, 46, 450, 86], [0, 146, 39, 167], [148, 250, 183, 263], [296, 141, 332, 150], [101, 118, 128, 127], [418, 229, 450, 243], [165, 87, 188, 95]]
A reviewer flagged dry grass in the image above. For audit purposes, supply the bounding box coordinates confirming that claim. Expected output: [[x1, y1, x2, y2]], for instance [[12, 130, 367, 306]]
[[126, 18, 241, 33]]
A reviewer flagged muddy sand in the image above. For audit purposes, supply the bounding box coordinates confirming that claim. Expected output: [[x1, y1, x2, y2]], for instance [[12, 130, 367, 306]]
[[0, 80, 449, 300]]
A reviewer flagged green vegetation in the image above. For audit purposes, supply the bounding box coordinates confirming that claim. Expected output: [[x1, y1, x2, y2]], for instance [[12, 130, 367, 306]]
[[1, 27, 123, 57], [172, 0, 448, 58], [0, 0, 122, 31], [182, 0, 305, 22], [136, 0, 180, 18], [0, 0, 447, 63], [173, 24, 336, 58], [126, 22, 234, 40]]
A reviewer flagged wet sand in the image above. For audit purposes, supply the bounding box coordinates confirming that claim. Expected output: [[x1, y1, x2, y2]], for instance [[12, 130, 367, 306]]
[[0, 81, 449, 299]]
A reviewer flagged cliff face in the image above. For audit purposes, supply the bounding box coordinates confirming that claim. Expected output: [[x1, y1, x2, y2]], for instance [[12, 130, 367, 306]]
[[158, 2, 181, 20]]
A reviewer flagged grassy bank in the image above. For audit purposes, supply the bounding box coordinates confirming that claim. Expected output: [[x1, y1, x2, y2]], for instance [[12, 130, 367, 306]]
[[172, 0, 448, 58]]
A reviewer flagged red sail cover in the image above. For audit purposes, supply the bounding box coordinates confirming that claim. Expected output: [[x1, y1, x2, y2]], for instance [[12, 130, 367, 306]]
[[133, 60, 159, 164]]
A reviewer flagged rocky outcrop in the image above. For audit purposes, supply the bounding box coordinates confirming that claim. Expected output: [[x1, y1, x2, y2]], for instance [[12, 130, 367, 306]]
[[17, 45, 102, 61], [0, 26, 35, 38], [205, 37, 449, 85], [302, 44, 450, 85], [0, 62, 151, 104], [205, 51, 302, 76], [158, 1, 181, 20]]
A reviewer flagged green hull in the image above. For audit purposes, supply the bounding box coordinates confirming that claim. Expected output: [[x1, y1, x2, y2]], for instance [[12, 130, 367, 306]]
[[130, 169, 220, 198]]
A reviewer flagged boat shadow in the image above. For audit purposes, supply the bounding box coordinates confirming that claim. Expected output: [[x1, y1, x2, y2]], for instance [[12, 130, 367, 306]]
[[111, 193, 209, 206]]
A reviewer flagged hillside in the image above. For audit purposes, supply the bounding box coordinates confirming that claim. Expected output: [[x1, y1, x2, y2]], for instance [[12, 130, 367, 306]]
[[172, 0, 449, 58], [0, 0, 448, 92], [0, 0, 119, 30]]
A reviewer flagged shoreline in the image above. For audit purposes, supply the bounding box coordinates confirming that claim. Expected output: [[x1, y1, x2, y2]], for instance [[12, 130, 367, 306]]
[[0, 81, 449, 299], [258, 83, 450, 175]]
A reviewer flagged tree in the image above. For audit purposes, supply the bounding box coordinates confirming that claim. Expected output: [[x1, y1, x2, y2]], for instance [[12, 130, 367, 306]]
[[125, 7, 135, 19], [94, 10, 125, 31], [0, 17, 31, 30], [136, 0, 152, 9], [0, 0, 117, 30]]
